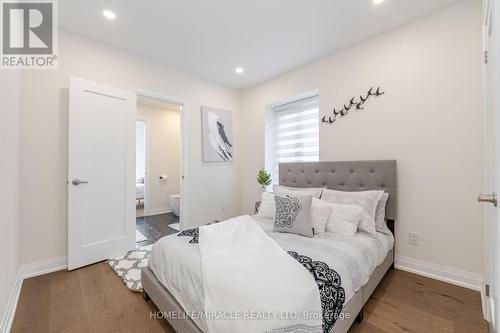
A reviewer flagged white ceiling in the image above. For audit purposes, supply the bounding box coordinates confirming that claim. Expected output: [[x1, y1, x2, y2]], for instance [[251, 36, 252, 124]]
[[60, 0, 461, 89]]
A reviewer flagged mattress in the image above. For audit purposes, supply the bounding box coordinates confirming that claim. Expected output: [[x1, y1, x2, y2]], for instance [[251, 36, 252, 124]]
[[148, 216, 394, 332]]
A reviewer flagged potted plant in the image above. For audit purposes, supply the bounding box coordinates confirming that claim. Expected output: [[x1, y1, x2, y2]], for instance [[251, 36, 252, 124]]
[[257, 168, 272, 191]]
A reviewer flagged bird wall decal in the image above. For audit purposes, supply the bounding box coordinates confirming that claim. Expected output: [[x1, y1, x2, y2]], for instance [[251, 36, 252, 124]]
[[321, 86, 385, 125]]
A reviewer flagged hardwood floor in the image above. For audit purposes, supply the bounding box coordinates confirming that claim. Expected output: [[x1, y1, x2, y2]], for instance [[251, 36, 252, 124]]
[[349, 270, 488, 333], [12, 266, 488, 333], [12, 262, 174, 333]]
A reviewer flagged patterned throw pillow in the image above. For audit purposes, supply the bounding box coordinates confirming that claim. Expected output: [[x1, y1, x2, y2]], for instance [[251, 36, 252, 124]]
[[273, 194, 314, 238]]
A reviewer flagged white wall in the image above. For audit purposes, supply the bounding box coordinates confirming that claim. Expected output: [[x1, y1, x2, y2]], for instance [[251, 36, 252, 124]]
[[0, 72, 21, 330], [20, 31, 242, 264], [137, 104, 181, 213], [240, 0, 484, 274], [15, 0, 485, 279]]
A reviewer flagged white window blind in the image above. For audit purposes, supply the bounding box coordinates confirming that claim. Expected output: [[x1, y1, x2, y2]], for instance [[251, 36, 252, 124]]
[[273, 95, 319, 179]]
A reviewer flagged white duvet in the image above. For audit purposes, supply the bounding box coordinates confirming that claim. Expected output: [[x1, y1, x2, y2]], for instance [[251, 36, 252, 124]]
[[148, 215, 394, 333], [199, 216, 322, 333]]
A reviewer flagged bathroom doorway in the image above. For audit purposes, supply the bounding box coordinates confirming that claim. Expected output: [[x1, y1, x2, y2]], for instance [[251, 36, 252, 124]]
[[135, 120, 147, 218], [133, 91, 188, 247]]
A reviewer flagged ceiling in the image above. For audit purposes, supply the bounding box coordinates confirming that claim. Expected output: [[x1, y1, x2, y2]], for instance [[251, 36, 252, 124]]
[[60, 0, 461, 90]]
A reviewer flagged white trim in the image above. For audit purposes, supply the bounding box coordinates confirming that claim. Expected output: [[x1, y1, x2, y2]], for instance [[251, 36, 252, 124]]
[[135, 117, 151, 217], [481, 0, 495, 323], [395, 255, 483, 291], [21, 256, 68, 279], [0, 269, 23, 333], [132, 88, 189, 230], [1, 257, 68, 333], [145, 208, 172, 216]]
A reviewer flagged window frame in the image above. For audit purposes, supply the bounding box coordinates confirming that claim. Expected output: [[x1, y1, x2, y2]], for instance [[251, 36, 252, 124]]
[[265, 90, 320, 188]]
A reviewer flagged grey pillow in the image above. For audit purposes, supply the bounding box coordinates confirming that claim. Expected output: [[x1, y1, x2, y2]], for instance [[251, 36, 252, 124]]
[[273, 194, 314, 238]]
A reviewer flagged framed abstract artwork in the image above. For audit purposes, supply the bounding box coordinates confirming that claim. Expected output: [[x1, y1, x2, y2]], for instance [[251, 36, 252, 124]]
[[201, 106, 233, 162]]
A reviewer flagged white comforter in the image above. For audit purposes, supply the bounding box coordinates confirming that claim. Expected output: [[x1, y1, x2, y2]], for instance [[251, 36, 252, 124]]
[[148, 215, 394, 333], [199, 216, 322, 333]]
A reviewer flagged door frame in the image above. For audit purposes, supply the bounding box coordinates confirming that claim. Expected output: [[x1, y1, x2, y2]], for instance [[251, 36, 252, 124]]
[[483, 0, 498, 329], [135, 118, 151, 216], [132, 88, 189, 230], [482, 0, 491, 322]]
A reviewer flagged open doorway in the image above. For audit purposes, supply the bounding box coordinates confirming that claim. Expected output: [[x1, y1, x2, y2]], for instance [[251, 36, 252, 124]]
[[135, 120, 146, 218], [134, 93, 187, 247]]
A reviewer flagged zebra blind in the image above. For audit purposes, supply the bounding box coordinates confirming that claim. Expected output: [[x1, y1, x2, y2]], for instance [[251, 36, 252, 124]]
[[273, 95, 320, 179]]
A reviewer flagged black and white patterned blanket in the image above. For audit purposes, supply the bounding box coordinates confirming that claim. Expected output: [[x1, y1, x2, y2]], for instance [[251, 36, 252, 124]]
[[287, 251, 345, 333], [178, 227, 199, 244], [177, 228, 345, 332]]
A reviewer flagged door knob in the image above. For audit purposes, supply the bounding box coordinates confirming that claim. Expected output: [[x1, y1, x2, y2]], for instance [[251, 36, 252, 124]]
[[478, 192, 497, 207], [72, 179, 89, 186]]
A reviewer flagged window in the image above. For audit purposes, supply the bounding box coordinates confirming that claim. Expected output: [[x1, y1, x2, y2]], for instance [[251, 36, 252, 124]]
[[266, 93, 320, 185]]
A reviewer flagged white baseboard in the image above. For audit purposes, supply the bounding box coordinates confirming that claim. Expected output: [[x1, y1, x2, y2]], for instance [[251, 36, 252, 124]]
[[395, 255, 483, 291], [21, 256, 67, 279], [145, 207, 172, 216], [0, 269, 23, 333], [1, 256, 68, 333]]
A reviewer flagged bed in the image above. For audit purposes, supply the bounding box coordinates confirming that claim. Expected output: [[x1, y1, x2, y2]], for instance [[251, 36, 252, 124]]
[[142, 160, 397, 333]]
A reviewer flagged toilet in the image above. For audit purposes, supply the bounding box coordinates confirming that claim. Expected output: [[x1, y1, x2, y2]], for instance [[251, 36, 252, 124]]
[[169, 194, 181, 217]]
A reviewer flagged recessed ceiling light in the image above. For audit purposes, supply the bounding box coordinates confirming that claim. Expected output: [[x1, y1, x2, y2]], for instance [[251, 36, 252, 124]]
[[372, 0, 385, 5], [102, 10, 116, 20], [235, 67, 244, 74]]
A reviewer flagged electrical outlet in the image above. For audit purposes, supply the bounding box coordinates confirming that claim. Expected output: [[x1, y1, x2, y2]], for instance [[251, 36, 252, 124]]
[[409, 231, 420, 246]]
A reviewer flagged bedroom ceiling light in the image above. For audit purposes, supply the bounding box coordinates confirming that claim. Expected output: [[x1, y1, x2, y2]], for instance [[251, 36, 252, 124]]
[[372, 0, 385, 5], [235, 67, 244, 74], [102, 10, 117, 20]]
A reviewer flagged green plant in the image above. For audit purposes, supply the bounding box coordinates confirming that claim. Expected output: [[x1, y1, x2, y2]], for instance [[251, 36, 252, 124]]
[[257, 168, 272, 188]]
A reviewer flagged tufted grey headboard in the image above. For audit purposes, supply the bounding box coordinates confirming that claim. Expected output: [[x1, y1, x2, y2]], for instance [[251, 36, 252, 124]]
[[279, 160, 397, 220]]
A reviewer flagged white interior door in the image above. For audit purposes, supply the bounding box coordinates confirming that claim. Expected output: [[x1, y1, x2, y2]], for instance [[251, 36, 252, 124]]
[[68, 77, 136, 270], [482, 0, 499, 330]]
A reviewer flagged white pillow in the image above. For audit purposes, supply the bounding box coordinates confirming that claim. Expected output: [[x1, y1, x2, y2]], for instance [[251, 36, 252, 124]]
[[326, 204, 363, 237], [322, 189, 384, 237], [375, 193, 391, 235], [273, 185, 324, 199], [257, 192, 275, 220], [310, 198, 331, 235], [257, 192, 330, 235]]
